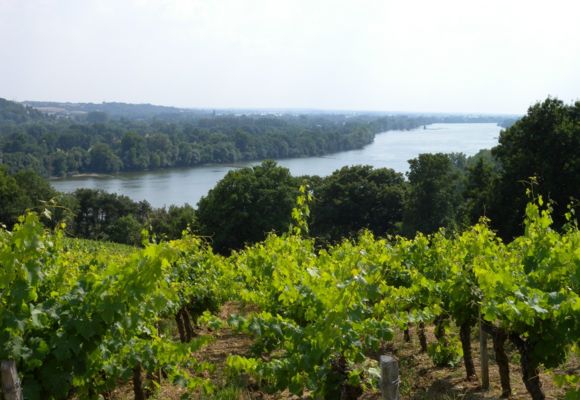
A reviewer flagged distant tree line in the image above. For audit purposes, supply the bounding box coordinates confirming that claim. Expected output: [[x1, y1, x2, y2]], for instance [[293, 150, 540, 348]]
[[4, 97, 564, 251], [22, 100, 189, 120], [0, 98, 516, 177], [0, 98, 437, 176], [0, 98, 45, 123]]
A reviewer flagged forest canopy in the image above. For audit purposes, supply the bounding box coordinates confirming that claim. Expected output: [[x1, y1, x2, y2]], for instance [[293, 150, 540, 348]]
[[0, 99, 426, 176], [0, 98, 512, 177]]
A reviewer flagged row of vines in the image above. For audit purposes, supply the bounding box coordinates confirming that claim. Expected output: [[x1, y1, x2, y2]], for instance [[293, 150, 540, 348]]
[[1, 194, 578, 399]]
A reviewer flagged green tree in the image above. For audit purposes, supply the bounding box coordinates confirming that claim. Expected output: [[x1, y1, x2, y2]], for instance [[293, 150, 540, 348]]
[[197, 160, 298, 253], [149, 204, 197, 240], [121, 132, 150, 170], [50, 150, 69, 176], [311, 165, 406, 242], [13, 169, 57, 207], [0, 168, 56, 228], [491, 98, 580, 239], [70, 189, 144, 240], [0, 167, 27, 227], [88, 143, 122, 173], [461, 157, 498, 225], [86, 111, 109, 123], [106, 214, 143, 245], [403, 153, 463, 235]]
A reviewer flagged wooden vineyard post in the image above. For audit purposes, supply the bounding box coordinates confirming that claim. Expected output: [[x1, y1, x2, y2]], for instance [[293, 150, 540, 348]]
[[479, 319, 489, 390], [1, 360, 23, 400], [380, 355, 400, 400]]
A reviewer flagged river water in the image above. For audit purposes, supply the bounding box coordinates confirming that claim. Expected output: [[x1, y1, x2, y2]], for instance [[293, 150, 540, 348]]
[[51, 123, 502, 208]]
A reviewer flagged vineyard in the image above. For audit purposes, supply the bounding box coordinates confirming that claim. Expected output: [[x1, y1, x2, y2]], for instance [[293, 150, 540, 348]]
[[0, 195, 578, 400]]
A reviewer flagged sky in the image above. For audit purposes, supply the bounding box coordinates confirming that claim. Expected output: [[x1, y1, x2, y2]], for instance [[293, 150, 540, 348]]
[[1, 0, 579, 114]]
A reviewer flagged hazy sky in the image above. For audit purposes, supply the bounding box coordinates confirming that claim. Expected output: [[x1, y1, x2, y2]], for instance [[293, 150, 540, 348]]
[[1, 0, 579, 114]]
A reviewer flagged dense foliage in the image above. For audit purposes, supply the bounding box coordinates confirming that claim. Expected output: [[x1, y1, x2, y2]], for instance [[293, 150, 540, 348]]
[[63, 189, 196, 245], [1, 191, 578, 399], [223, 196, 579, 399], [403, 153, 464, 235], [196, 160, 298, 253], [0, 98, 434, 176], [0, 214, 236, 399], [491, 98, 580, 240], [0, 99, 45, 124], [310, 165, 406, 243], [0, 167, 57, 227]]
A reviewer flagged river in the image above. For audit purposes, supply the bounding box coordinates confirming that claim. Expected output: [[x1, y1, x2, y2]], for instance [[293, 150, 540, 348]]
[[51, 123, 502, 208]]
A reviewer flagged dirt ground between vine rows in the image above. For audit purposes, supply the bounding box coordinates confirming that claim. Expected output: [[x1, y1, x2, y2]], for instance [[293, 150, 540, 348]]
[[110, 302, 577, 399]]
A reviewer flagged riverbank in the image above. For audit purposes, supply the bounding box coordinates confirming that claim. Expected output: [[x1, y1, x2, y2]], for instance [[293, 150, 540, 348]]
[[50, 123, 501, 208]]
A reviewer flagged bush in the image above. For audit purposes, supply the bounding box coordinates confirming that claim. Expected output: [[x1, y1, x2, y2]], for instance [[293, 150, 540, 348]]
[[427, 338, 463, 367]]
